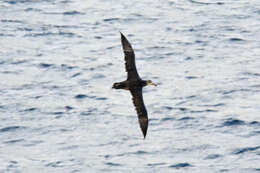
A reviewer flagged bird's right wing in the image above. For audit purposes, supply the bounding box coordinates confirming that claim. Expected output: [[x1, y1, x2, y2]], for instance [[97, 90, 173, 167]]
[[130, 88, 148, 138], [120, 33, 141, 80]]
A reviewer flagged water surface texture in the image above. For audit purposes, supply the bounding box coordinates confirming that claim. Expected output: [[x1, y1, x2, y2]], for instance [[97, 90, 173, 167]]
[[1, 0, 260, 172]]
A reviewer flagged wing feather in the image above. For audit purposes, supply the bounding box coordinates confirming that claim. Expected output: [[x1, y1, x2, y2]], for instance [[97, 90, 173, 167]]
[[130, 88, 148, 138], [120, 33, 140, 80]]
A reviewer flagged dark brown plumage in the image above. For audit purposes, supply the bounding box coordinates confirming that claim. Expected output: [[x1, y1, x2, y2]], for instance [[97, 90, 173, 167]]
[[112, 32, 156, 138]]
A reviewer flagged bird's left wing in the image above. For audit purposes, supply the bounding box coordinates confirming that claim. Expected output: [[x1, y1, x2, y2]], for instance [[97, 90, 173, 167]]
[[120, 33, 141, 80], [130, 88, 148, 138]]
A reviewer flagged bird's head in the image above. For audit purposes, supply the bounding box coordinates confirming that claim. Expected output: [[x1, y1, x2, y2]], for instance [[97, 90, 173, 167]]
[[146, 80, 157, 87]]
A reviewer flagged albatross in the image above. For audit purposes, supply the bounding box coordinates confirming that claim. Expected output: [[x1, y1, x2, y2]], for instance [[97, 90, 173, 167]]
[[112, 32, 157, 138]]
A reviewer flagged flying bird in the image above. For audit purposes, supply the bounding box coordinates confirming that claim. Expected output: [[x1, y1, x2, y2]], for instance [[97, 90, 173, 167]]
[[112, 33, 157, 138]]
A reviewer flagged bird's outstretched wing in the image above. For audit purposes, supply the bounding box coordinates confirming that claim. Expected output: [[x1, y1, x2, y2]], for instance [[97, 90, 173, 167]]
[[130, 88, 148, 138], [120, 33, 140, 80]]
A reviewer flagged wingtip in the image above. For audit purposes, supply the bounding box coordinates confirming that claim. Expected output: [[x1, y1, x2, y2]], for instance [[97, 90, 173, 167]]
[[120, 32, 126, 39], [120, 32, 133, 52], [143, 133, 147, 139], [139, 118, 148, 139], [142, 129, 147, 139]]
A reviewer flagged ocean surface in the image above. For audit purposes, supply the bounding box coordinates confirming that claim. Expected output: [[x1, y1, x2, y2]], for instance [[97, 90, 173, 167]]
[[0, 0, 260, 172]]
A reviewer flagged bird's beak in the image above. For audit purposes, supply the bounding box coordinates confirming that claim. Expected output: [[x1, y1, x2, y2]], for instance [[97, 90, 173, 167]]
[[150, 82, 157, 86]]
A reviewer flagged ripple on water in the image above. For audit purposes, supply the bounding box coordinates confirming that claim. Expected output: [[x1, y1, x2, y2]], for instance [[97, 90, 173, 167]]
[[0, 126, 27, 133], [221, 118, 245, 127], [1, 19, 23, 23], [53, 111, 64, 115], [80, 108, 97, 116], [134, 150, 149, 155], [243, 72, 260, 77], [74, 94, 87, 99], [163, 106, 174, 110], [11, 60, 28, 65], [39, 63, 54, 68], [147, 162, 166, 167], [45, 161, 63, 168], [204, 154, 222, 160], [63, 11, 84, 15], [60, 64, 77, 70], [25, 32, 77, 38], [232, 146, 260, 155], [23, 107, 38, 112], [222, 89, 253, 96], [0, 33, 15, 37], [92, 73, 105, 79], [178, 107, 188, 111], [185, 76, 198, 80], [96, 97, 108, 100], [161, 117, 176, 122], [189, 109, 218, 113], [220, 169, 230, 172], [59, 145, 79, 150], [169, 163, 192, 169], [7, 160, 19, 170], [188, 0, 224, 5], [24, 7, 42, 12], [105, 162, 122, 167], [65, 105, 73, 110], [203, 103, 225, 107], [74, 94, 108, 101], [94, 36, 102, 39], [4, 139, 25, 144], [23, 140, 44, 147], [249, 121, 260, 126], [178, 116, 195, 121], [71, 72, 81, 78], [229, 38, 245, 42], [103, 18, 120, 22]]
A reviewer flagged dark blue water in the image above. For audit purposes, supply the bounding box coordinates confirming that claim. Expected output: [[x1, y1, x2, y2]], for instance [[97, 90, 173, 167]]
[[1, 0, 260, 172]]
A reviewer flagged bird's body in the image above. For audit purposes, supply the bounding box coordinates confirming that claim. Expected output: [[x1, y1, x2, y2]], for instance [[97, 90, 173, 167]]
[[112, 79, 147, 90], [112, 33, 156, 138]]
